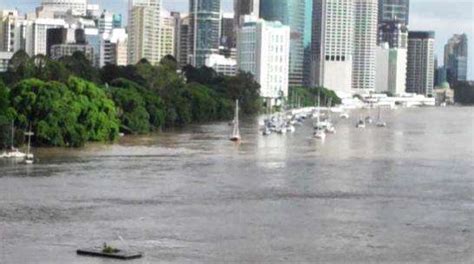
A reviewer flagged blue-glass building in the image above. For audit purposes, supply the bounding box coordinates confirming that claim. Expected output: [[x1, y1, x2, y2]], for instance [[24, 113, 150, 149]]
[[260, 0, 305, 86], [189, 0, 221, 67]]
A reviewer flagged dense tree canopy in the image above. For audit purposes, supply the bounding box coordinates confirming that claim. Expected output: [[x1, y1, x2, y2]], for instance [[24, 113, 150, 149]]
[[9, 77, 119, 147], [0, 51, 263, 148]]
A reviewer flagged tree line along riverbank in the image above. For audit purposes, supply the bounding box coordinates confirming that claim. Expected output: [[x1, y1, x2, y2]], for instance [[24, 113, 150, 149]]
[[0, 51, 340, 148]]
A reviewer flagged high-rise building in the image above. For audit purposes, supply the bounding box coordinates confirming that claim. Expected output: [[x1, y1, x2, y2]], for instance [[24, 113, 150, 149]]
[[127, 0, 161, 65], [100, 28, 128, 66], [237, 18, 290, 103], [178, 15, 190, 67], [0, 10, 18, 52], [234, 0, 260, 29], [311, 0, 354, 94], [189, 0, 221, 67], [378, 0, 409, 25], [303, 0, 312, 86], [260, 0, 305, 86], [46, 27, 85, 56], [221, 13, 235, 49], [159, 10, 175, 61], [352, 0, 377, 91], [375, 42, 407, 95], [406, 31, 435, 96], [378, 22, 408, 48], [50, 43, 94, 61], [24, 18, 67, 56], [98, 10, 113, 34], [41, 0, 88, 16], [444, 34, 468, 84]]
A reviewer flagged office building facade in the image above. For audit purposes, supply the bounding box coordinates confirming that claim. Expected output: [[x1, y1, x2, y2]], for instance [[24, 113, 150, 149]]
[[406, 31, 435, 96], [311, 0, 354, 94], [260, 0, 305, 86], [352, 0, 378, 91], [189, 0, 221, 67], [127, 0, 161, 65], [237, 18, 290, 102]]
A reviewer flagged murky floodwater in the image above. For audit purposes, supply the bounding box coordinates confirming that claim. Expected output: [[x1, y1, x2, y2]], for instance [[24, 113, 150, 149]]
[[0, 107, 473, 263]]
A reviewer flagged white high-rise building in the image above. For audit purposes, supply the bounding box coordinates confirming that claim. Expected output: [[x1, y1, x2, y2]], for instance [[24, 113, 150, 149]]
[[127, 0, 161, 65], [0, 10, 21, 52], [158, 10, 175, 60], [352, 0, 377, 92], [375, 42, 407, 95], [100, 28, 128, 67], [311, 0, 354, 95], [237, 18, 290, 103], [24, 18, 67, 56], [98, 10, 113, 34], [41, 0, 88, 16]]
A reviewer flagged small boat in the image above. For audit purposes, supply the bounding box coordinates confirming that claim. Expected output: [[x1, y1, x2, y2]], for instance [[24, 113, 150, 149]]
[[375, 107, 387, 127], [262, 126, 272, 136], [24, 129, 34, 164], [229, 100, 241, 142], [325, 125, 336, 134], [340, 112, 350, 119], [286, 124, 295, 133], [365, 116, 373, 124], [356, 119, 366, 129], [313, 128, 326, 140], [1, 121, 26, 159]]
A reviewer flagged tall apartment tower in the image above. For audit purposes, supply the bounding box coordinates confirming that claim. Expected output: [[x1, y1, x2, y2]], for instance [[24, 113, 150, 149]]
[[178, 15, 190, 67], [406, 31, 435, 96], [260, 0, 305, 86], [189, 0, 221, 67], [234, 0, 260, 28], [378, 0, 409, 25], [237, 18, 290, 103], [0, 10, 20, 52], [352, 0, 378, 91], [127, 0, 161, 65], [444, 34, 468, 84], [311, 0, 354, 94], [159, 10, 175, 60]]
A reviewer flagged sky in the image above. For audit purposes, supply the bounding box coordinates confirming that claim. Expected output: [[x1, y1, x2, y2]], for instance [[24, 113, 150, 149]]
[[2, 0, 474, 80]]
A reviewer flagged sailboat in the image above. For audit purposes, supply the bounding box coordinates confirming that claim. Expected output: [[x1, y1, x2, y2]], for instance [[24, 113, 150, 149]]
[[1, 121, 26, 159], [24, 127, 34, 164], [313, 93, 326, 140], [325, 98, 336, 134], [230, 100, 241, 142], [376, 107, 387, 127], [356, 116, 366, 129]]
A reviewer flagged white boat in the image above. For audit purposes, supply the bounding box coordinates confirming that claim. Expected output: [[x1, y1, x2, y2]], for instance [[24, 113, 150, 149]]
[[1, 121, 26, 159], [313, 128, 326, 140], [356, 119, 366, 129], [286, 125, 295, 133], [340, 112, 350, 119], [262, 126, 272, 136], [375, 107, 387, 127], [325, 125, 336, 134], [230, 100, 241, 142], [24, 129, 34, 164]]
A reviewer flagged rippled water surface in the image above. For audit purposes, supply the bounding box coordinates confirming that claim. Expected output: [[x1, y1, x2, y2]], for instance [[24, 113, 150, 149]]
[[0, 107, 473, 263]]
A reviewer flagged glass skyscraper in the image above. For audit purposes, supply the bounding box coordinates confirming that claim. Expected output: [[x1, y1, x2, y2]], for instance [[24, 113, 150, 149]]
[[189, 0, 221, 67], [260, 0, 305, 87], [444, 34, 468, 84], [378, 0, 410, 25]]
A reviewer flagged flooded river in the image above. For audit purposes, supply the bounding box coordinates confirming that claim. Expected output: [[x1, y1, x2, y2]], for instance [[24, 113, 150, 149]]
[[0, 107, 473, 263]]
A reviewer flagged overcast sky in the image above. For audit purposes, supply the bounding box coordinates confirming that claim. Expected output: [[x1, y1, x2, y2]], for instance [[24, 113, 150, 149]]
[[3, 0, 473, 80]]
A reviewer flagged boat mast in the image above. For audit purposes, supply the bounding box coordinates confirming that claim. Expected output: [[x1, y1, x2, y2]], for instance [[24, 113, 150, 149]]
[[11, 120, 14, 148]]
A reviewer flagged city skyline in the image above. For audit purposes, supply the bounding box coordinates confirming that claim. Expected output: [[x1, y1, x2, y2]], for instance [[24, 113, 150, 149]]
[[1, 0, 473, 79]]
